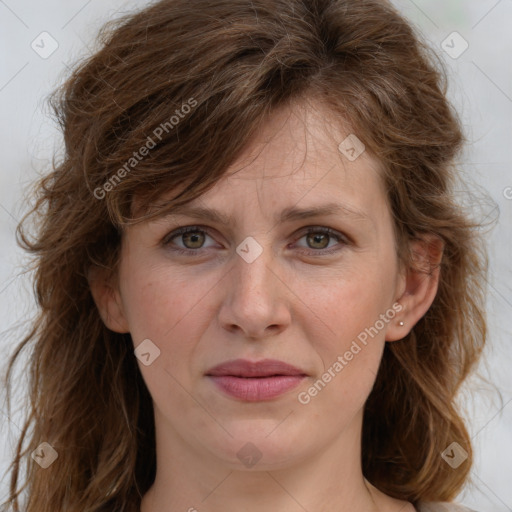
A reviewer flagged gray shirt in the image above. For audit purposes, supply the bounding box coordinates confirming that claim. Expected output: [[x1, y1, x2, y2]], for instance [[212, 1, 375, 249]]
[[416, 502, 477, 512]]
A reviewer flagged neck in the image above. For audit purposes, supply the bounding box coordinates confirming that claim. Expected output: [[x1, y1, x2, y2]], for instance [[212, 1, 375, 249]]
[[140, 408, 390, 512]]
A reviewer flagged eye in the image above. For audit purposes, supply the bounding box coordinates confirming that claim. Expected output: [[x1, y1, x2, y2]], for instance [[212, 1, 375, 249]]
[[162, 226, 217, 254], [293, 227, 348, 255], [162, 225, 349, 257]]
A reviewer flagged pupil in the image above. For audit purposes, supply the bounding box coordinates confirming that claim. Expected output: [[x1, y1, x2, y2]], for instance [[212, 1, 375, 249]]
[[310, 233, 328, 249], [184, 232, 203, 248]]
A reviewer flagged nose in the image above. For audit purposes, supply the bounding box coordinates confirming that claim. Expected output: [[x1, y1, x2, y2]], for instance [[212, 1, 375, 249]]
[[218, 239, 292, 340]]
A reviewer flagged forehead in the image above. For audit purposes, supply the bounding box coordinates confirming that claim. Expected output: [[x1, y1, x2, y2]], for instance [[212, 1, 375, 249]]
[[136, 99, 389, 226], [194, 101, 386, 220]]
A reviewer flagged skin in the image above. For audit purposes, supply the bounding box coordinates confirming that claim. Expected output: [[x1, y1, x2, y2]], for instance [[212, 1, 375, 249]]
[[90, 98, 442, 512]]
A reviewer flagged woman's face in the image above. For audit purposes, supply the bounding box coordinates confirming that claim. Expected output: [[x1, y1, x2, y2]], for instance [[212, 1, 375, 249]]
[[108, 101, 408, 471]]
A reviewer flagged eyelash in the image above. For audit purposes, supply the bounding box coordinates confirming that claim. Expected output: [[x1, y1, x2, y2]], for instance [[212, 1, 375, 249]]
[[161, 225, 349, 257]]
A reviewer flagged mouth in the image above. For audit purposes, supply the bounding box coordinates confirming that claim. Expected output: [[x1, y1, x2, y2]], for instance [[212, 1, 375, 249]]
[[205, 359, 307, 402]]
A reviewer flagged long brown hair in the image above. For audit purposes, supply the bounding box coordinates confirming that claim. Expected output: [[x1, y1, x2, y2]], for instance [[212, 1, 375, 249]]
[[1, 0, 488, 510]]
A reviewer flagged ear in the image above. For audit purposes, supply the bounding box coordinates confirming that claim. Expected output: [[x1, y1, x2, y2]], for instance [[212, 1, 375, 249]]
[[88, 265, 130, 333], [385, 234, 444, 342]]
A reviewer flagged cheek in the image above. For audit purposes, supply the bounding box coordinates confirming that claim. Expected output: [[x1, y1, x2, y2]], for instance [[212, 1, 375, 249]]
[[307, 349, 383, 428], [119, 266, 213, 411], [307, 265, 395, 352], [118, 259, 227, 404], [300, 265, 395, 407], [119, 260, 218, 344]]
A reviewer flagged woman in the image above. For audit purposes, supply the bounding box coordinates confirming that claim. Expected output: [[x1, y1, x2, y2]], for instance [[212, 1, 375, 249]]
[[1, 0, 488, 511]]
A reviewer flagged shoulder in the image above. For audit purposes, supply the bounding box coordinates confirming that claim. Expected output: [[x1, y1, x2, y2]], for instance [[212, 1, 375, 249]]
[[416, 502, 479, 512]]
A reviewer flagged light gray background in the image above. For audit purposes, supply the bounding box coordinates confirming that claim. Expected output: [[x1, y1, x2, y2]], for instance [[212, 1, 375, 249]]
[[0, 0, 511, 510]]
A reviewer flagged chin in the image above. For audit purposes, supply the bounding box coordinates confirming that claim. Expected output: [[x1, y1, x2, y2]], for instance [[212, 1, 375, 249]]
[[203, 421, 308, 470]]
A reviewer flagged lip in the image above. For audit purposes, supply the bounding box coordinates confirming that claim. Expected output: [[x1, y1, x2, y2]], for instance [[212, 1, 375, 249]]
[[206, 358, 307, 402]]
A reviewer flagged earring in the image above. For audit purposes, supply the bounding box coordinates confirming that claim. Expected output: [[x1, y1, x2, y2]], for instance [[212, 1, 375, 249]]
[[398, 321, 404, 326]]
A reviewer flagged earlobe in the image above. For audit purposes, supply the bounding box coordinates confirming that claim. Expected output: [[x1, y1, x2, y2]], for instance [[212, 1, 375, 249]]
[[88, 266, 130, 333], [386, 234, 444, 342]]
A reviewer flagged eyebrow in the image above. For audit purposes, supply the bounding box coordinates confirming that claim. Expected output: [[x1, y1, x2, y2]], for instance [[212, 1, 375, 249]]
[[155, 202, 371, 226]]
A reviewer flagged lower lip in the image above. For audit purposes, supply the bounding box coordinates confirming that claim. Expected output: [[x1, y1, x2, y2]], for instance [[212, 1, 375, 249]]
[[208, 375, 305, 401]]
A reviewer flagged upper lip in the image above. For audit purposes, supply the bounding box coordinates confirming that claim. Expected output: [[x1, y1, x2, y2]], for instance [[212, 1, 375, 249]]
[[206, 359, 307, 378]]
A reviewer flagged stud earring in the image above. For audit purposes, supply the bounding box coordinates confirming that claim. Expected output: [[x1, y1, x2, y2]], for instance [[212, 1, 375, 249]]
[[398, 321, 404, 326]]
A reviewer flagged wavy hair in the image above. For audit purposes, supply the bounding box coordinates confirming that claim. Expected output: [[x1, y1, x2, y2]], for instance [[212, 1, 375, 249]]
[[1, 0, 488, 510]]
